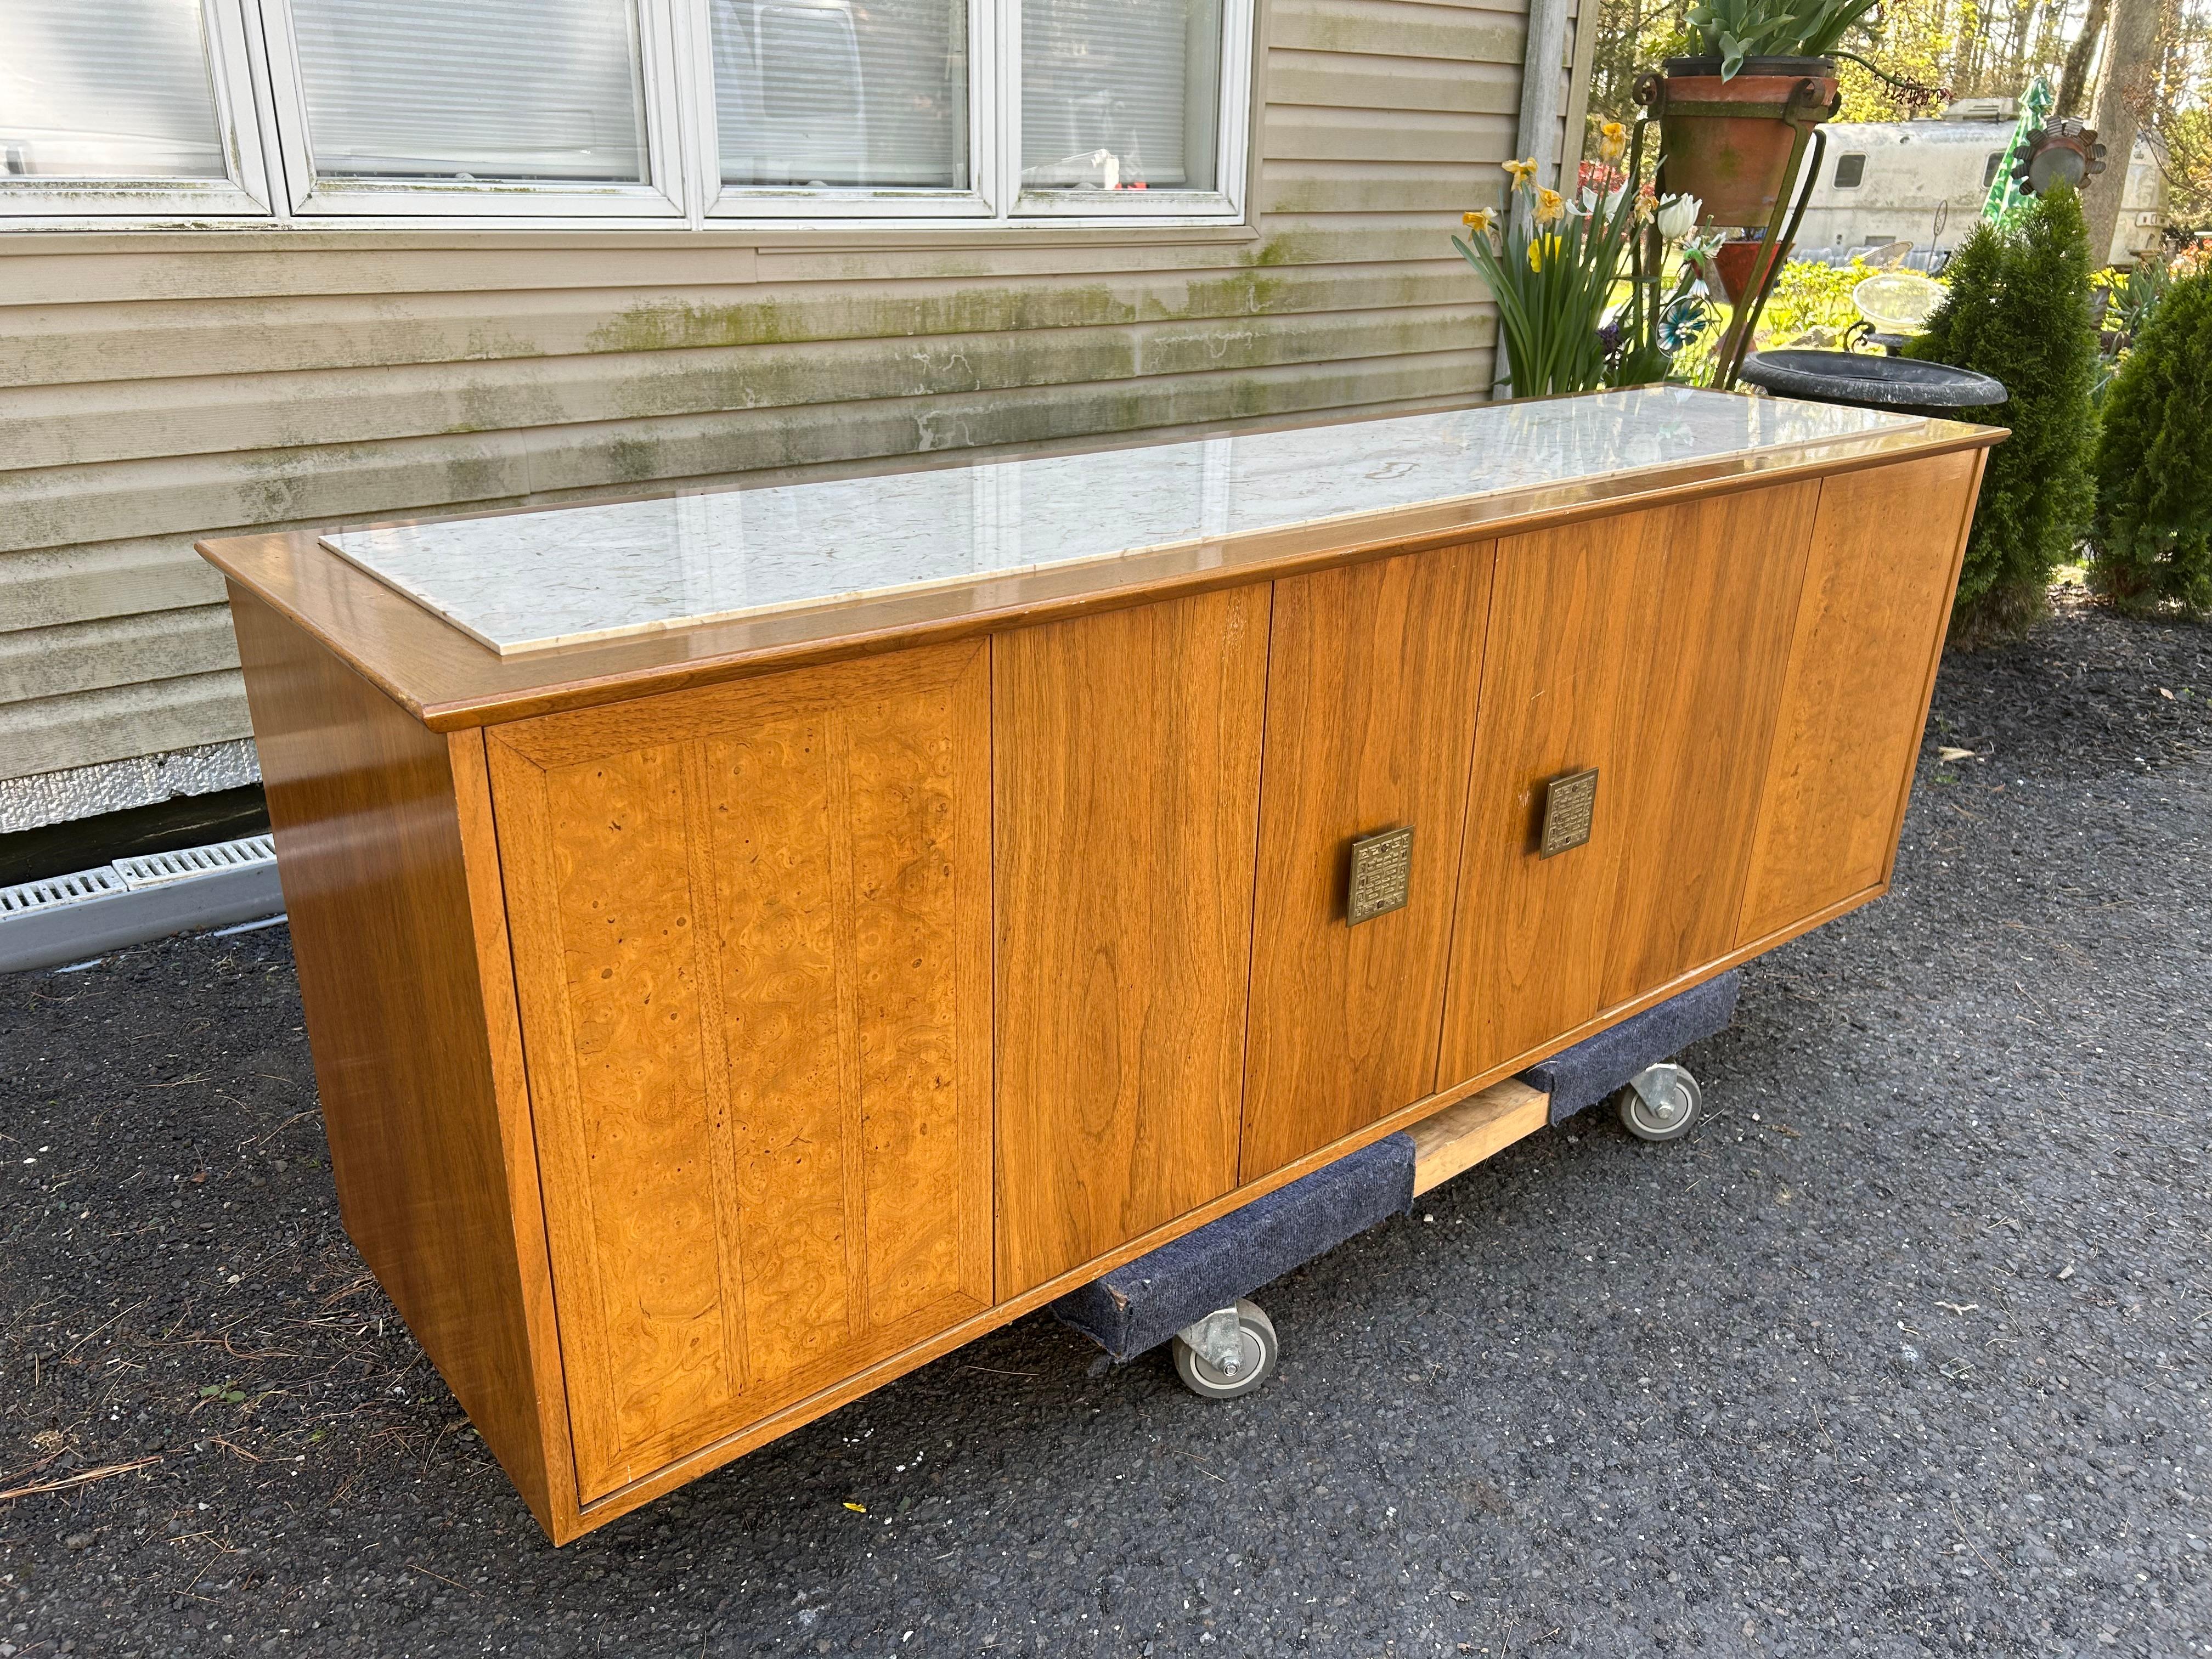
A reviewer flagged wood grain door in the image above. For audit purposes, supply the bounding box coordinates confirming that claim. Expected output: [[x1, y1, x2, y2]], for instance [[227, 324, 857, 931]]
[[1441, 479, 1823, 1079], [1438, 507, 1672, 1085], [1737, 451, 1981, 942], [1238, 543, 1497, 1179], [1596, 481, 1820, 1008], [487, 641, 993, 1502], [993, 588, 1271, 1296]]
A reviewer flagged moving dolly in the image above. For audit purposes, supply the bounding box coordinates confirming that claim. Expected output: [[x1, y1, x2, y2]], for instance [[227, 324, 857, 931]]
[[1053, 972, 1740, 1397]]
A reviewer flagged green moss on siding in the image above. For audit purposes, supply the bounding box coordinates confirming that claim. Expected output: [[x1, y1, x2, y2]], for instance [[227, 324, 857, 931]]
[[584, 259, 1337, 358]]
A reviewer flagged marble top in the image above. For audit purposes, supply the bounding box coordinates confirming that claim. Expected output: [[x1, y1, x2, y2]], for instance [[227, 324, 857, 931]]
[[322, 388, 1919, 655]]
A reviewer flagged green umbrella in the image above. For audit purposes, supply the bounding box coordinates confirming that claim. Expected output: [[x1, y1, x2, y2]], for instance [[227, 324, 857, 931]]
[[1982, 75, 2055, 228]]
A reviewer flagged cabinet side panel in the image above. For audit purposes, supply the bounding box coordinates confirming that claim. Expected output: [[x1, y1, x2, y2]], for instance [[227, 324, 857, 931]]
[[994, 588, 1271, 1296], [1599, 482, 1820, 1008], [1737, 453, 1981, 941], [226, 586, 562, 1534], [1240, 542, 1497, 1179], [1438, 509, 1669, 1083]]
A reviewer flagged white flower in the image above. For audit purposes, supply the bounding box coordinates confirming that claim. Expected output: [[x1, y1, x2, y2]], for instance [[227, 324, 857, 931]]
[[1655, 194, 1703, 239]]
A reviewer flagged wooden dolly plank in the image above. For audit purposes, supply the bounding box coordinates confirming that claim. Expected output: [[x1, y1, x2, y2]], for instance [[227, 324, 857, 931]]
[[1407, 1079, 1550, 1197]]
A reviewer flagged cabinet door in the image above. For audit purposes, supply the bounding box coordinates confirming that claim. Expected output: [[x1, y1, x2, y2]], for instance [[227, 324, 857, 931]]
[[1596, 481, 1819, 1007], [1438, 509, 1669, 1085], [994, 588, 1270, 1296], [487, 642, 993, 1502], [1737, 452, 1980, 941], [1239, 543, 1496, 1179], [1441, 480, 1821, 1079]]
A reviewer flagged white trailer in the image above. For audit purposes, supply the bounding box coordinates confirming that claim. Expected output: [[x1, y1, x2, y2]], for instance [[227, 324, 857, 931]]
[[1791, 99, 2168, 269]]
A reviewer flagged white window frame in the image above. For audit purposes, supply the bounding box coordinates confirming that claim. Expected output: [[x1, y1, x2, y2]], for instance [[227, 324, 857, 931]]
[[0, 0, 1252, 230], [0, 0, 273, 221], [253, 0, 691, 221], [1003, 0, 1250, 222], [675, 0, 996, 221]]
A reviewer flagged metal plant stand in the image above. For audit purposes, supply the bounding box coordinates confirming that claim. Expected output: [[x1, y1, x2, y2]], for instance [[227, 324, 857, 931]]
[[1628, 70, 1839, 391]]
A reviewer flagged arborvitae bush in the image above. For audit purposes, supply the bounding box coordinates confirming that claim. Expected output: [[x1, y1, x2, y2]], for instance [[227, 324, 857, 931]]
[[2087, 269, 2212, 617], [1906, 185, 2100, 642]]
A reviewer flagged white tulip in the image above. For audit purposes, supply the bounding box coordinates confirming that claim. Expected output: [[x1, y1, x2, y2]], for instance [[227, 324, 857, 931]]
[[1655, 194, 1703, 240]]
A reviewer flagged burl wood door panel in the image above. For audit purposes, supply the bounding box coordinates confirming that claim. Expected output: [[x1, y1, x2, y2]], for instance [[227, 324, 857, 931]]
[[1597, 481, 1820, 1008], [487, 642, 993, 1502], [1737, 452, 1981, 941], [994, 588, 1271, 1296], [1239, 543, 1498, 1180], [1438, 508, 1672, 1085]]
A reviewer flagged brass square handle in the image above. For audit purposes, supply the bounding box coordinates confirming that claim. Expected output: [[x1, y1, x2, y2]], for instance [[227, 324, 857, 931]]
[[1345, 826, 1414, 925], [1539, 767, 1599, 858]]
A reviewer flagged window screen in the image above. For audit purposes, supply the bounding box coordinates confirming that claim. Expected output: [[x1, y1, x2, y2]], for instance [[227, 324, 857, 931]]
[[1983, 151, 2004, 188], [1, 0, 226, 179], [289, 0, 649, 182], [1833, 153, 1865, 188], [712, 0, 968, 188], [1020, 0, 1223, 191]]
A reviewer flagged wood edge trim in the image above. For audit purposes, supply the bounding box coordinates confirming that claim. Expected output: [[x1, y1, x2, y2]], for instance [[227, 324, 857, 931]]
[[445, 727, 588, 1539], [203, 542, 440, 723], [1877, 448, 1987, 886], [199, 431, 2005, 735], [559, 881, 1890, 1541]]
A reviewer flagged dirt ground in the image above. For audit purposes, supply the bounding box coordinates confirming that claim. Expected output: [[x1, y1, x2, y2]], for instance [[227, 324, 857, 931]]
[[3, 593, 2208, 1657]]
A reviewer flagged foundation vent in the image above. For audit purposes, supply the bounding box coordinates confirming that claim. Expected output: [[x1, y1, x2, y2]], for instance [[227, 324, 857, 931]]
[[0, 866, 130, 917], [114, 834, 278, 891]]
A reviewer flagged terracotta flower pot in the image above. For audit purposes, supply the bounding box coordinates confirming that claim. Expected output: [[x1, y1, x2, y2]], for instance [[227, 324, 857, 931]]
[[1656, 55, 1838, 228], [1713, 238, 1769, 304]]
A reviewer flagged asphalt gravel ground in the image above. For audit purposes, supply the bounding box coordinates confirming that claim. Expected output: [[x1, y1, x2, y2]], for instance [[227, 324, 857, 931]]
[[3, 594, 2208, 1658]]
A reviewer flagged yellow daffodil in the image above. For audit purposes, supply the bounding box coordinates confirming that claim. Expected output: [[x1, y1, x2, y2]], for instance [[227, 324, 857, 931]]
[[1462, 206, 1496, 234], [1533, 187, 1565, 227], [1597, 121, 1628, 163], [1501, 156, 1539, 189], [1633, 183, 1658, 222], [1527, 232, 1561, 273]]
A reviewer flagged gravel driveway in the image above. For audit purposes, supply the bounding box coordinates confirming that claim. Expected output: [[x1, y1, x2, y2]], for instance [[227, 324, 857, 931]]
[[4, 595, 2208, 1658]]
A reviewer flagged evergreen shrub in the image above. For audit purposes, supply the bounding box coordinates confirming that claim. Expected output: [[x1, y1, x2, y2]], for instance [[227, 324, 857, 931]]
[[2086, 270, 2212, 617], [1906, 185, 2100, 642]]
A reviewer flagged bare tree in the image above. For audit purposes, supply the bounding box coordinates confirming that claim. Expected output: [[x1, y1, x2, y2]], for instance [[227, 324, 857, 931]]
[[2084, 0, 2164, 260]]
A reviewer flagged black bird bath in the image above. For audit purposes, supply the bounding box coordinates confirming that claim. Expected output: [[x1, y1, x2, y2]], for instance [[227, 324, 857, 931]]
[[1737, 349, 2008, 420]]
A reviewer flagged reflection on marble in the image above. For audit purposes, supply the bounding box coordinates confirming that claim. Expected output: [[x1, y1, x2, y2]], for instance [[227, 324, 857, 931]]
[[323, 388, 1918, 654]]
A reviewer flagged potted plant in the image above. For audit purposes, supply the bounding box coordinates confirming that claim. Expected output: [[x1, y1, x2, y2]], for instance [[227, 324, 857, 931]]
[[1650, 0, 1876, 226]]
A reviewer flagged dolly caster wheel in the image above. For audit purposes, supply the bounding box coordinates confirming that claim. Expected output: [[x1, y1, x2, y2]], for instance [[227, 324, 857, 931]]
[[1615, 1062, 1702, 1143], [1170, 1300, 1279, 1400]]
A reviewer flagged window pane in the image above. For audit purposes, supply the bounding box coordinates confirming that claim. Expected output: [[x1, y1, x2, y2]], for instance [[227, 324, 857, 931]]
[[712, 0, 968, 189], [1, 0, 225, 180], [290, 0, 648, 183], [1021, 0, 1221, 193]]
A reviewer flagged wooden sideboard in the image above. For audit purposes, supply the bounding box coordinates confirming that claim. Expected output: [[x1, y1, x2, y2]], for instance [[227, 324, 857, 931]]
[[201, 394, 1997, 1542]]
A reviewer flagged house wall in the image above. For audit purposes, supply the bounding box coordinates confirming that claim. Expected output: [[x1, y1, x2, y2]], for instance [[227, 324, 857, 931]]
[[0, 0, 1593, 834]]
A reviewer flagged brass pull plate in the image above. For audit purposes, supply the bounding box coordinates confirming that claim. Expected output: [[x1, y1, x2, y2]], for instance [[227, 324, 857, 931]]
[[1346, 826, 1414, 925], [1539, 767, 1599, 858]]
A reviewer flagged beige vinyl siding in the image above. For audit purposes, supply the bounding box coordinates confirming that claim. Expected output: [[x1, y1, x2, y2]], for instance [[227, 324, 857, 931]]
[[0, 0, 1589, 793]]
